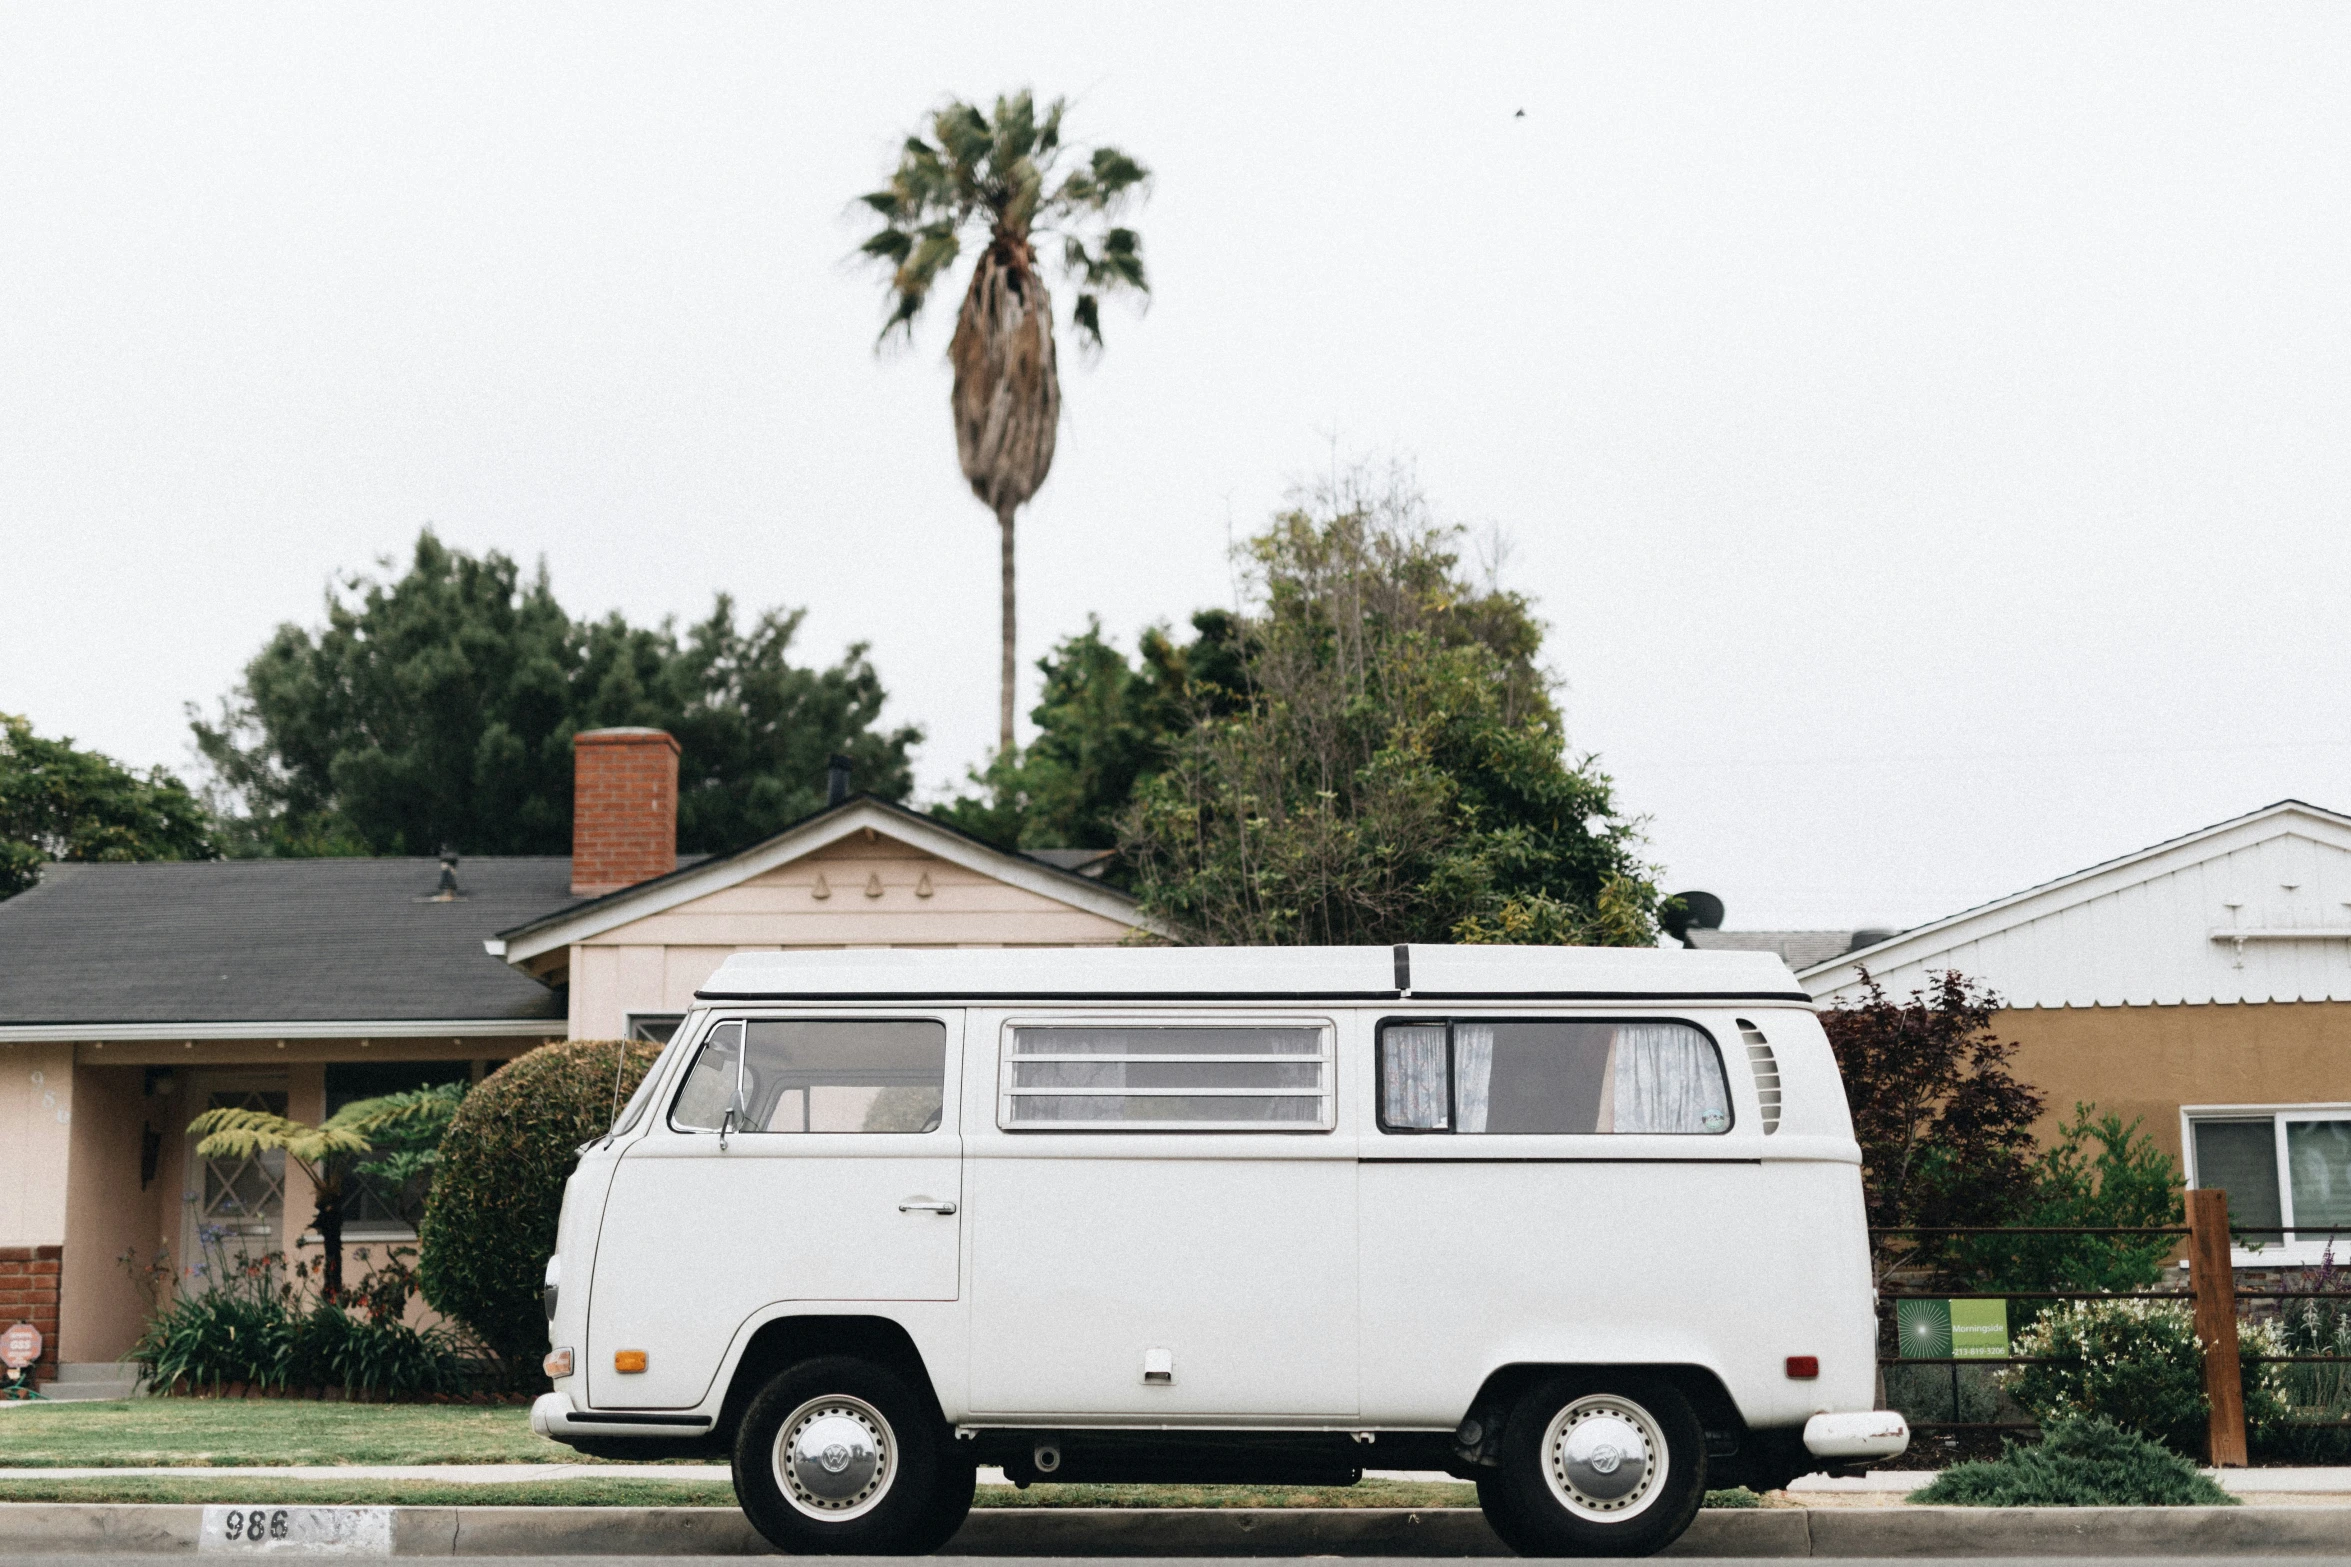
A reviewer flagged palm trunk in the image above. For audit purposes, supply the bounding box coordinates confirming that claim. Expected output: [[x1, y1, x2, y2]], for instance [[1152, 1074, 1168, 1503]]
[[312, 1188, 345, 1303], [998, 501, 1017, 758]]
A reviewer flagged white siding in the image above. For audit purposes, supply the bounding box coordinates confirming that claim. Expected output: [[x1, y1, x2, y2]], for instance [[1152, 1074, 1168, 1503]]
[[1803, 808, 2351, 1008]]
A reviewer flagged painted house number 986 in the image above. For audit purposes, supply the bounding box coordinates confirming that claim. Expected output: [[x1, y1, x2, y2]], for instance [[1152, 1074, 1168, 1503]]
[[221, 1509, 289, 1542]]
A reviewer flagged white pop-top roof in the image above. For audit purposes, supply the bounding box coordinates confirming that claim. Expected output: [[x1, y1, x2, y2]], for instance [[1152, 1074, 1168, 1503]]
[[1800, 799, 2351, 1009], [695, 943, 1807, 1003]]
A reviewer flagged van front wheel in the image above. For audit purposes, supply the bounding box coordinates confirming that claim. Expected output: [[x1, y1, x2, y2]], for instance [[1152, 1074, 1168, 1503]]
[[733, 1355, 968, 1555], [1477, 1374, 1706, 1557]]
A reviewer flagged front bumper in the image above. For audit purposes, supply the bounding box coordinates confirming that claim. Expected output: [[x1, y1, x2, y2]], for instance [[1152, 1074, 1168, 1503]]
[[1802, 1410, 1910, 1461], [530, 1390, 714, 1443]]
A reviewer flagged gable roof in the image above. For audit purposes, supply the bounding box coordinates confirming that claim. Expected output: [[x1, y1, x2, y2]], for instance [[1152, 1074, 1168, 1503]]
[[489, 795, 1155, 965], [1797, 799, 2351, 1008], [0, 857, 572, 1034]]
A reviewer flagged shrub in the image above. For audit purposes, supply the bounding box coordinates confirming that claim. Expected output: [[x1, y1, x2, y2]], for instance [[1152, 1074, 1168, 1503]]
[[127, 1231, 472, 1399], [1913, 1417, 2233, 1506], [1702, 1487, 1762, 1508], [2004, 1298, 2285, 1457], [417, 1038, 660, 1383]]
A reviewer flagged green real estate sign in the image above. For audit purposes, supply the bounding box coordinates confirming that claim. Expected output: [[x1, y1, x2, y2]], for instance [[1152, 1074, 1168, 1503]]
[[1896, 1298, 2009, 1359]]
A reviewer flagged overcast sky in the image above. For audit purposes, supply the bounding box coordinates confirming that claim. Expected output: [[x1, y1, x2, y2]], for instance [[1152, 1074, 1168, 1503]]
[[4, 4, 2347, 932]]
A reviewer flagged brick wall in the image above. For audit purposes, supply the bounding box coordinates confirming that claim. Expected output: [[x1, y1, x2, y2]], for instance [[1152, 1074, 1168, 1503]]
[[0, 1245, 61, 1387], [572, 728, 679, 896]]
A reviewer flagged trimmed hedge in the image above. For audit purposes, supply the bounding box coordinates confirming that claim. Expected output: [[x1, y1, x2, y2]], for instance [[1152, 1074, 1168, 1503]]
[[417, 1039, 660, 1381]]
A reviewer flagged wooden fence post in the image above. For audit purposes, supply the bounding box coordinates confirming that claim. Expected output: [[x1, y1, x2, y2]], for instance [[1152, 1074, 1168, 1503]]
[[2188, 1187, 2248, 1466]]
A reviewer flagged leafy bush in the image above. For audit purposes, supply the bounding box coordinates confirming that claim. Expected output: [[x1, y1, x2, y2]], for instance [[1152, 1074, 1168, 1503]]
[[127, 1231, 470, 1398], [1702, 1487, 1762, 1508], [1913, 1417, 2234, 1506], [418, 1039, 660, 1382], [1943, 1105, 2183, 1297], [2004, 1298, 2285, 1456]]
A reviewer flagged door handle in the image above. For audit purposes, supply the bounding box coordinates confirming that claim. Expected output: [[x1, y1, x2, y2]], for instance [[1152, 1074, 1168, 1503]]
[[897, 1198, 957, 1215]]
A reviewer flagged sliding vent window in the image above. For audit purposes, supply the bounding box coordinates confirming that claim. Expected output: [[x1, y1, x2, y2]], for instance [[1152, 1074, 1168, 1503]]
[[1002, 1026, 1331, 1129], [1379, 1020, 1731, 1135]]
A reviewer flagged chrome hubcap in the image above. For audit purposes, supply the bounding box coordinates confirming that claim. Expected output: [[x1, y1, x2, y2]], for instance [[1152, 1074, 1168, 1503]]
[[1544, 1394, 1667, 1521], [774, 1395, 895, 1521]]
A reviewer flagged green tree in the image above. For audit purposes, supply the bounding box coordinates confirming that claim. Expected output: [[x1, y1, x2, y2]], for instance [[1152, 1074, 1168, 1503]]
[[857, 89, 1151, 757], [0, 713, 217, 899], [1945, 1104, 2185, 1295], [186, 1086, 459, 1301], [934, 610, 1243, 858], [1117, 467, 1660, 946], [191, 532, 920, 857]]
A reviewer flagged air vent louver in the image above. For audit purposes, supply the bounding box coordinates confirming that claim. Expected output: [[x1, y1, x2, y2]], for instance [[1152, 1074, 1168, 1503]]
[[1738, 1018, 1781, 1134]]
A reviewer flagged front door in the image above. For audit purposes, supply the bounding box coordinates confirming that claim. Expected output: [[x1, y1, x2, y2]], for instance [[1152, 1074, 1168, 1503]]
[[587, 1014, 964, 1409], [181, 1077, 291, 1275]]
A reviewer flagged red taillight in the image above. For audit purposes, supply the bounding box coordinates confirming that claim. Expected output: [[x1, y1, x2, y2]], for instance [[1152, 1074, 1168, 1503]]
[[1786, 1355, 1819, 1379]]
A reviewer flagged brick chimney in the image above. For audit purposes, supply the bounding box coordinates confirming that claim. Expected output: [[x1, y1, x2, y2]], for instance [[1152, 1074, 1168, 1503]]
[[571, 728, 679, 896]]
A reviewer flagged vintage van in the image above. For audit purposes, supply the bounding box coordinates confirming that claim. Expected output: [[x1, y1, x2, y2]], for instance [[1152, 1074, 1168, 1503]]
[[532, 945, 1905, 1556]]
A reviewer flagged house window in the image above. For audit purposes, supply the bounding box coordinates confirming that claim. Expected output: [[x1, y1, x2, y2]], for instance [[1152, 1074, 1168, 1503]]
[[2190, 1109, 2351, 1251], [1378, 1019, 1732, 1135], [327, 1062, 471, 1237], [628, 1014, 686, 1043], [1000, 1024, 1332, 1129]]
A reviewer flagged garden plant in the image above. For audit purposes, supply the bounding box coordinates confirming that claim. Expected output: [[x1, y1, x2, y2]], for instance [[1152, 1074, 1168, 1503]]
[[1913, 1415, 2234, 1507], [2002, 1297, 2284, 1457]]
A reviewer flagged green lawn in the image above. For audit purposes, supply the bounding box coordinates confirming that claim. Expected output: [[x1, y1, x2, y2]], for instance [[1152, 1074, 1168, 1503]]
[[0, 1402, 587, 1468]]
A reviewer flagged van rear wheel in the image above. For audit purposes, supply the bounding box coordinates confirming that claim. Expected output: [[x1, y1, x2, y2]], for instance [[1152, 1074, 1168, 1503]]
[[733, 1355, 968, 1555], [1476, 1373, 1706, 1557]]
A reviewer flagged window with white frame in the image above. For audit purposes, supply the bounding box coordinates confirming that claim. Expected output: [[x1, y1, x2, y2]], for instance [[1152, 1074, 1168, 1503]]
[[2189, 1109, 2351, 1249], [999, 1024, 1332, 1129]]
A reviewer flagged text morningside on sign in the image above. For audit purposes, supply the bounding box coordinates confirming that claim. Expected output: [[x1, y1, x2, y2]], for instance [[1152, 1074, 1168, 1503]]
[[1895, 1298, 2011, 1359]]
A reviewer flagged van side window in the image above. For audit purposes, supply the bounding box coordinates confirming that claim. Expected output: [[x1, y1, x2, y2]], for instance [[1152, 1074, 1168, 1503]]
[[1002, 1025, 1330, 1129], [1378, 1020, 1731, 1135], [742, 1020, 946, 1133], [670, 1021, 745, 1131]]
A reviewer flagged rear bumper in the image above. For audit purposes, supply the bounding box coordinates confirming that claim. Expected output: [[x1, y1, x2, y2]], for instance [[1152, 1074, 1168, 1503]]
[[1802, 1410, 1909, 1460], [530, 1390, 714, 1442]]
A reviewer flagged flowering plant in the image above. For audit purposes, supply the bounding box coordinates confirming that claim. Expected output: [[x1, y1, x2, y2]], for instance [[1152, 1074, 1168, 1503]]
[[2004, 1297, 2285, 1457]]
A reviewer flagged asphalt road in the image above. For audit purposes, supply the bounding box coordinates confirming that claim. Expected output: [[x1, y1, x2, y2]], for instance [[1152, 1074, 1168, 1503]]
[[17, 1559, 2351, 1566]]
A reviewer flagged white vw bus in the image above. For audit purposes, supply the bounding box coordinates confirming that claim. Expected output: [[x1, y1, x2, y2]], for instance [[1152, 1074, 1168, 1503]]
[[533, 945, 1904, 1556]]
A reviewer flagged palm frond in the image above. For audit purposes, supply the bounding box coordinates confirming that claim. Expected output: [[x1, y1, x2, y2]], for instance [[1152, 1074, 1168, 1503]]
[[326, 1082, 465, 1139], [187, 1108, 371, 1165], [991, 89, 1037, 167], [1071, 292, 1104, 351], [1036, 97, 1066, 154]]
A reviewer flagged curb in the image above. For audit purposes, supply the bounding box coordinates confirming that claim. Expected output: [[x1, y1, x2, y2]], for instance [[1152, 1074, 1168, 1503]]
[[0, 1502, 2346, 1555]]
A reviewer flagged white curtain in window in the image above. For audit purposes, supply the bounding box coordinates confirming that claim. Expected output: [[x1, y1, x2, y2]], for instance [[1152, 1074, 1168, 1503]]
[[1454, 1025, 1495, 1134], [1383, 1026, 1449, 1129], [1612, 1024, 1730, 1134]]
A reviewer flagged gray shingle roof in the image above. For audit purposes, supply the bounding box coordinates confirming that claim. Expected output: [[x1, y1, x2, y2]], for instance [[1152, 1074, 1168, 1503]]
[[0, 858, 576, 1026]]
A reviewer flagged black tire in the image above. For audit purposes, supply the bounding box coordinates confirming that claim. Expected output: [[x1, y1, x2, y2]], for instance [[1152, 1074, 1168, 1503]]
[[1477, 1373, 1707, 1557], [732, 1355, 965, 1555]]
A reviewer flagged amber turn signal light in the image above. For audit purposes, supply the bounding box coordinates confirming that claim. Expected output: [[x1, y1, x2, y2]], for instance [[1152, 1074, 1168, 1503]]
[[1785, 1355, 1820, 1379], [614, 1350, 648, 1373], [543, 1347, 574, 1378]]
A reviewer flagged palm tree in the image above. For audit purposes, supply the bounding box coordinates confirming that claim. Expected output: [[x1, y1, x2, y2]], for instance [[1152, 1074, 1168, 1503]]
[[188, 1083, 465, 1301], [857, 90, 1150, 757]]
